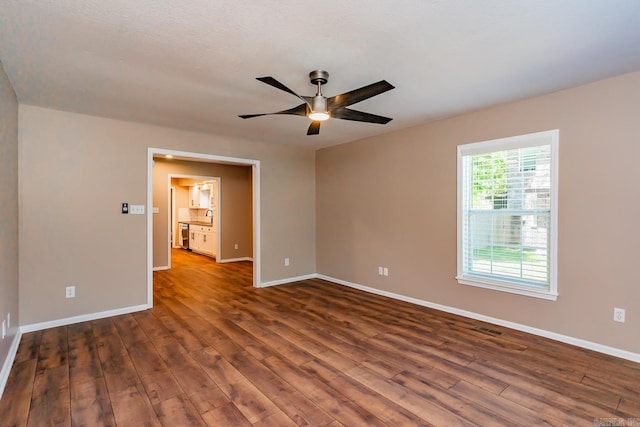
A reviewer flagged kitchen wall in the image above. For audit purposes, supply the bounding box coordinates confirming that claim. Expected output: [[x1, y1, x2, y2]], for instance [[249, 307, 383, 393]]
[[316, 70, 640, 354], [18, 106, 316, 325], [0, 60, 19, 389], [153, 159, 252, 266]]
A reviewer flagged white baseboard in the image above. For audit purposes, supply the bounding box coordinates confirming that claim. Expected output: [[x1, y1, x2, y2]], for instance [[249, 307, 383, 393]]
[[218, 257, 253, 263], [0, 329, 23, 400], [317, 274, 640, 364], [259, 273, 318, 288], [20, 304, 150, 334], [153, 265, 170, 271]]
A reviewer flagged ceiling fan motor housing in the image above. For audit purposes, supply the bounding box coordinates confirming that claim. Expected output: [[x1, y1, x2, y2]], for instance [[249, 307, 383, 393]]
[[309, 70, 329, 85], [311, 95, 327, 113]]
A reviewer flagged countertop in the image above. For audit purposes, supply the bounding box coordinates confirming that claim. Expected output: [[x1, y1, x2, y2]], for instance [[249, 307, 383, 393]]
[[180, 221, 214, 226]]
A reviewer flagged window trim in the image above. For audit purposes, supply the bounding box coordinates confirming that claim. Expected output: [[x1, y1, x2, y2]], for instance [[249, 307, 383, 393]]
[[456, 130, 559, 301]]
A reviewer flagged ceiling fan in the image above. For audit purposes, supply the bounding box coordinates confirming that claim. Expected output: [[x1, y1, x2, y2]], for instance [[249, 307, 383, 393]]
[[239, 70, 395, 135]]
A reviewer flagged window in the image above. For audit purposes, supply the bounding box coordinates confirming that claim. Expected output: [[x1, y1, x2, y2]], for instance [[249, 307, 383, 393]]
[[457, 130, 558, 300]]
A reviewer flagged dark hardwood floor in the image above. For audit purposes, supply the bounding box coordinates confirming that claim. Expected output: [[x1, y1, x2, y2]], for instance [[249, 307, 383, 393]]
[[1, 248, 639, 426]]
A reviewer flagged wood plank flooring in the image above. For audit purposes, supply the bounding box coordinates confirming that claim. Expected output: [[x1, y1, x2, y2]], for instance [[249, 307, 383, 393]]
[[1, 248, 639, 426]]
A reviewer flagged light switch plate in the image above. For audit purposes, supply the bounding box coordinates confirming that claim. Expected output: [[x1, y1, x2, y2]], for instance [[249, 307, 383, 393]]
[[130, 205, 145, 214]]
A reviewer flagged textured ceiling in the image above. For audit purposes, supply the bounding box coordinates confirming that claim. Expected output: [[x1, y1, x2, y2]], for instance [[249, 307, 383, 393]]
[[1, 1, 640, 149]]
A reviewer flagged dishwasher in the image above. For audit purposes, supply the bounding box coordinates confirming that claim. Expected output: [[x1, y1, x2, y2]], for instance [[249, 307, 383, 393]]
[[179, 223, 190, 249]]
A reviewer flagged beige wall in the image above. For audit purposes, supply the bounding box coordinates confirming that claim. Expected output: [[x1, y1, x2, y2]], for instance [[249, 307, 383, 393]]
[[317, 71, 640, 354], [19, 105, 316, 325], [152, 158, 253, 266], [0, 61, 19, 375]]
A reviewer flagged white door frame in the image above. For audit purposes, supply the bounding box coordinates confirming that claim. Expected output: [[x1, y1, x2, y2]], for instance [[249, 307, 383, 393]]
[[170, 186, 176, 248], [147, 148, 260, 308]]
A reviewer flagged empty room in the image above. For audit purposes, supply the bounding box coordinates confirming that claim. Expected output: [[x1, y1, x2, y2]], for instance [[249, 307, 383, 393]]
[[1, 1, 639, 425]]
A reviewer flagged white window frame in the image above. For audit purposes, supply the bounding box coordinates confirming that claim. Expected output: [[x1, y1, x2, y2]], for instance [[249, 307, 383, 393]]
[[456, 130, 559, 300]]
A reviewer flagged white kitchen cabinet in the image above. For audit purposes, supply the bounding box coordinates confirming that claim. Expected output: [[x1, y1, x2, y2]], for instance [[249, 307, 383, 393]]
[[189, 186, 200, 208], [189, 225, 216, 258], [201, 231, 215, 256], [199, 187, 211, 209], [190, 185, 212, 209]]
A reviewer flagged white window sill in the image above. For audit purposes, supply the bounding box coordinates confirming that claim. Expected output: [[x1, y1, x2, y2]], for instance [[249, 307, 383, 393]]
[[456, 275, 558, 301]]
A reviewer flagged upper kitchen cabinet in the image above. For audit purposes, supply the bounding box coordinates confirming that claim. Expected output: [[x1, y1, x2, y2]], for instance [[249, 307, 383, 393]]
[[187, 180, 218, 209], [200, 186, 211, 208], [189, 185, 200, 208], [189, 184, 212, 209]]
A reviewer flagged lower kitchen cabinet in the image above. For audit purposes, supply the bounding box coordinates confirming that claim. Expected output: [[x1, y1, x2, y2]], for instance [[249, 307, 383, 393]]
[[189, 225, 217, 257], [201, 232, 215, 255]]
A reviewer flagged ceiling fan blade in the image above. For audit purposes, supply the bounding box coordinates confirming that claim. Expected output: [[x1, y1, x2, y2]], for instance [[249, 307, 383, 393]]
[[239, 103, 308, 119], [328, 80, 395, 110], [331, 107, 393, 124], [307, 121, 321, 135], [256, 76, 308, 103]]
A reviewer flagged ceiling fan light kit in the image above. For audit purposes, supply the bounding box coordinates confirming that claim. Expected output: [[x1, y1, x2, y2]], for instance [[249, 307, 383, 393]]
[[239, 70, 395, 135]]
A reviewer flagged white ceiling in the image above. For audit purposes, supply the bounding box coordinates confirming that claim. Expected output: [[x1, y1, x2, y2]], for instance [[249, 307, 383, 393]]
[[1, 1, 640, 149]]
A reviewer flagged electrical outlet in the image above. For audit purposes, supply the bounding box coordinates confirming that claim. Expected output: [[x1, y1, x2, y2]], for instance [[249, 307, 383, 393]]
[[235, 244, 239, 250], [1, 320, 5, 339], [66, 286, 76, 299], [378, 266, 384, 275], [383, 267, 389, 276], [614, 308, 625, 323], [284, 258, 290, 267]]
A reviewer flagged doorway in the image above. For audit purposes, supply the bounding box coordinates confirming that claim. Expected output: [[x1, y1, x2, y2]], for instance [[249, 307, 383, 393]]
[[147, 148, 261, 308], [167, 174, 221, 268]]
